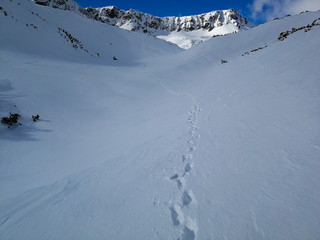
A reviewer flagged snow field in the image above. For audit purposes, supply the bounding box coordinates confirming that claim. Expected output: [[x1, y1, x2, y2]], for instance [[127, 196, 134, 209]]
[[1, 0, 320, 239]]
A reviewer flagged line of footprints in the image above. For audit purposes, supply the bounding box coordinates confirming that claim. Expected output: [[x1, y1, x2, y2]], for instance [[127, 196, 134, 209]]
[[169, 97, 200, 240]]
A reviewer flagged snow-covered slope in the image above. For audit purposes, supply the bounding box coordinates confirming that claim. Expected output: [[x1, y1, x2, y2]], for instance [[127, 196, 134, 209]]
[[33, 0, 252, 49], [0, 0, 181, 65], [1, 0, 320, 239]]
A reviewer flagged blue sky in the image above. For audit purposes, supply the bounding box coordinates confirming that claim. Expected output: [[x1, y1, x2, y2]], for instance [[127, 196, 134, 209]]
[[75, 0, 320, 24]]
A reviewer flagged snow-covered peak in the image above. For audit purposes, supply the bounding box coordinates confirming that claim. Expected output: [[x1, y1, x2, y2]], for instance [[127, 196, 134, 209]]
[[32, 0, 253, 48], [91, 7, 250, 30]]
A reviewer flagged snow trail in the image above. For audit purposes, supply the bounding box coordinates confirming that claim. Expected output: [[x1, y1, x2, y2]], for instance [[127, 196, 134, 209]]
[[154, 73, 200, 240]]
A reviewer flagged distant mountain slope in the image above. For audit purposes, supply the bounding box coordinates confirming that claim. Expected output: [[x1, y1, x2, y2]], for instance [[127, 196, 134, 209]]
[[0, 0, 181, 65], [33, 0, 253, 48]]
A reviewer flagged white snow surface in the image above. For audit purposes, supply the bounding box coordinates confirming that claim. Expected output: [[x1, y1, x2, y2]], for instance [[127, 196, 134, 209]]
[[1, 0, 320, 239], [157, 24, 240, 49]]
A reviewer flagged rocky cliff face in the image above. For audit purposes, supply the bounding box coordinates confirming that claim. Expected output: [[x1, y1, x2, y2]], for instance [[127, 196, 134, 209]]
[[34, 0, 253, 48], [34, 0, 79, 11], [83, 6, 250, 33]]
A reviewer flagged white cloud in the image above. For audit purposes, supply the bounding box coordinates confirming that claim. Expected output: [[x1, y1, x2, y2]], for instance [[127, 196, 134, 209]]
[[250, 0, 320, 21]]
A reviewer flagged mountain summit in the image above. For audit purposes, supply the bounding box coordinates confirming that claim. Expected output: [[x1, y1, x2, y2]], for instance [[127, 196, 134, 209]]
[[83, 6, 252, 48], [34, 0, 252, 48]]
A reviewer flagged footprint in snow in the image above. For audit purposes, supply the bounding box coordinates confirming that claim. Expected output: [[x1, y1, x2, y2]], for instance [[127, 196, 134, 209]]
[[184, 163, 192, 173], [182, 190, 194, 207], [170, 205, 184, 226]]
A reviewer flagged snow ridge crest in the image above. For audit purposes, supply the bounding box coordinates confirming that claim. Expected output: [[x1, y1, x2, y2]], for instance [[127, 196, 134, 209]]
[[33, 0, 252, 48]]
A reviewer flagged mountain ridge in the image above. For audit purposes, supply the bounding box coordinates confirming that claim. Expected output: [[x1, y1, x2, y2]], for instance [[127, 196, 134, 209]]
[[33, 0, 252, 48]]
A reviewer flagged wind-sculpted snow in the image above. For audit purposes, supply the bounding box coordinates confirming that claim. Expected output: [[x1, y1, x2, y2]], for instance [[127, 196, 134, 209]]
[[1, 0, 320, 239]]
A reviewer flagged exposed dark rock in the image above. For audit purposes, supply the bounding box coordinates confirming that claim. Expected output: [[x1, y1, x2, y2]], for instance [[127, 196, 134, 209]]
[[1, 113, 21, 127], [278, 18, 320, 41]]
